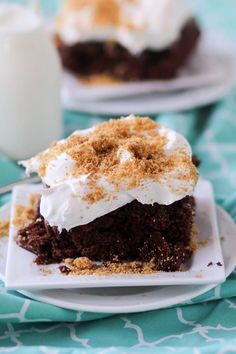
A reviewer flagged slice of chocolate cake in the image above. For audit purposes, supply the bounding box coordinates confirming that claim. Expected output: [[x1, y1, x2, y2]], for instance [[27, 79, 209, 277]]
[[54, 0, 200, 81], [18, 116, 199, 272]]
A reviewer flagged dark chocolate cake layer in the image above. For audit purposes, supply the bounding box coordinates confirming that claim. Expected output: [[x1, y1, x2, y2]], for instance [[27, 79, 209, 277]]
[[56, 19, 200, 81], [17, 196, 195, 271]]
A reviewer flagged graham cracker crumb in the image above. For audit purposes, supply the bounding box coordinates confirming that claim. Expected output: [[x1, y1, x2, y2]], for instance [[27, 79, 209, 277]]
[[63, 257, 157, 275], [0, 220, 9, 238], [82, 183, 107, 203], [80, 74, 122, 86], [65, 0, 120, 27], [195, 272, 203, 278], [35, 116, 198, 204], [29, 193, 41, 210], [73, 257, 93, 269], [40, 268, 52, 276], [198, 239, 209, 247], [191, 224, 199, 252], [13, 193, 40, 230], [56, 0, 140, 32]]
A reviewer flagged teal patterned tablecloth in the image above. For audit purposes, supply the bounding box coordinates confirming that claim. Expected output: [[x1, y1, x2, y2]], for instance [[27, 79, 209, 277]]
[[1, 1, 236, 353]]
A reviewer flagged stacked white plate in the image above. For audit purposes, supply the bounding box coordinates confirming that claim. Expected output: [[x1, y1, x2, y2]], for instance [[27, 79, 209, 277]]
[[0, 179, 236, 313], [62, 31, 236, 114]]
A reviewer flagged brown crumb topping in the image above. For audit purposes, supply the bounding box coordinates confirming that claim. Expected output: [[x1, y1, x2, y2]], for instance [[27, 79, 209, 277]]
[[73, 257, 93, 269], [195, 273, 203, 278], [13, 194, 40, 230], [63, 257, 157, 275], [39, 268, 52, 276], [190, 224, 198, 252], [197, 239, 209, 247], [0, 220, 9, 238], [29, 194, 41, 210], [80, 74, 122, 86], [56, 0, 139, 32], [35, 117, 198, 203], [82, 182, 107, 203]]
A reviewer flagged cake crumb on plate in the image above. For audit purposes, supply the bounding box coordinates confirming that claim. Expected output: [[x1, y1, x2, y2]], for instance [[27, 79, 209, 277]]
[[0, 220, 9, 238]]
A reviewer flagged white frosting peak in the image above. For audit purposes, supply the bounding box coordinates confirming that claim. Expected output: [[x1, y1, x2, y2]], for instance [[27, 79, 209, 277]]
[[56, 0, 193, 54]]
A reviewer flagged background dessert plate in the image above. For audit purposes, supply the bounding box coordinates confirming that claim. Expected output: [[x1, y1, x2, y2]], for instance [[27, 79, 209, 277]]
[[62, 31, 236, 113], [5, 179, 225, 290], [0, 204, 235, 313], [63, 79, 234, 115]]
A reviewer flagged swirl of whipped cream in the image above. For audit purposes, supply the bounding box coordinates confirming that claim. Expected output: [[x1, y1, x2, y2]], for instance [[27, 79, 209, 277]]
[[55, 0, 194, 55], [21, 115, 198, 231]]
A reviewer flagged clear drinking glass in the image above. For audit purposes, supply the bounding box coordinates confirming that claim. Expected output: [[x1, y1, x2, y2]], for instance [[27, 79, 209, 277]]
[[0, 0, 62, 160]]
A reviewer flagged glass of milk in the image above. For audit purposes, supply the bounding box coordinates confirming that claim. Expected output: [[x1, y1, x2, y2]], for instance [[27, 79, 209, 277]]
[[0, 3, 62, 160]]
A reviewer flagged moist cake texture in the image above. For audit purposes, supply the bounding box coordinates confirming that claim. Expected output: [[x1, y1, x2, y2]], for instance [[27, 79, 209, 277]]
[[18, 116, 199, 272], [55, 0, 200, 80], [17, 195, 195, 270]]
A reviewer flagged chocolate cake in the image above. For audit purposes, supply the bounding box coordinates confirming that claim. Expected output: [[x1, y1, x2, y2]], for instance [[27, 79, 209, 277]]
[[55, 0, 200, 81], [17, 195, 195, 270], [18, 116, 199, 273], [56, 19, 200, 81]]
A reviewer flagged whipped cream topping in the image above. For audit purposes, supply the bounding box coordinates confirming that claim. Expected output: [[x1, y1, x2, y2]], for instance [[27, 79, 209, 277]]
[[21, 115, 198, 231], [55, 0, 194, 54]]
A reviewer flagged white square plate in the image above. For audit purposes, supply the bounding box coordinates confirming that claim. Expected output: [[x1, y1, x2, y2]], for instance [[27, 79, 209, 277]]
[[5, 179, 225, 290]]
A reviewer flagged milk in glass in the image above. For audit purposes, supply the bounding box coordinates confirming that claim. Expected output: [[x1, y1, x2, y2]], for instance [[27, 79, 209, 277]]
[[0, 4, 62, 160]]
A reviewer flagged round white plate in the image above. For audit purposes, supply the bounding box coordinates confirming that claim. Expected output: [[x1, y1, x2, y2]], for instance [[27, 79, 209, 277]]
[[0, 204, 236, 313], [64, 79, 234, 115], [62, 31, 236, 114]]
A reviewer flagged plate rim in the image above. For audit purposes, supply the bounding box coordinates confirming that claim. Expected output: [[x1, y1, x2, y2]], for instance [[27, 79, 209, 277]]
[[62, 78, 234, 115]]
